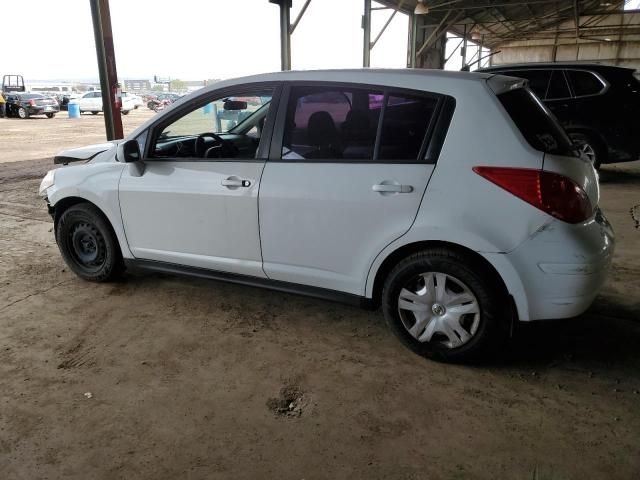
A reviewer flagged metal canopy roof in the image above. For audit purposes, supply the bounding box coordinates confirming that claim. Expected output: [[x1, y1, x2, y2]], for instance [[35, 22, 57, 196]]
[[378, 1, 640, 47]]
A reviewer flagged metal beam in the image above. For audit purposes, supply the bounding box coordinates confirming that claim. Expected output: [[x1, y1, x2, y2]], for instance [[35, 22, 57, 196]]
[[574, 0, 580, 41], [371, 0, 405, 49], [363, 0, 372, 67], [290, 0, 311, 34], [416, 10, 453, 58], [89, 0, 123, 140], [270, 0, 292, 70]]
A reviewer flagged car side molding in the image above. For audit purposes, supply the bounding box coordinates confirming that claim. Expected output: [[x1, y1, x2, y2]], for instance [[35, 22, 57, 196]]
[[124, 259, 374, 309]]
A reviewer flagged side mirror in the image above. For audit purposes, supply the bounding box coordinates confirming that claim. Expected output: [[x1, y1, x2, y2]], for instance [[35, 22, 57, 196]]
[[117, 139, 141, 163]]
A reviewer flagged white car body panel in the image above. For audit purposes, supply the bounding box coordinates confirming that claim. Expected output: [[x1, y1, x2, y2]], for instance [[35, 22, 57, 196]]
[[260, 163, 434, 295], [43, 69, 614, 323], [53, 142, 116, 164], [76, 91, 136, 112], [118, 161, 266, 278], [45, 160, 133, 259]]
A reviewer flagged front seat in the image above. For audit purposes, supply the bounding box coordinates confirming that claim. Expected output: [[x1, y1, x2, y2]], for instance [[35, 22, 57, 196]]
[[306, 111, 342, 159]]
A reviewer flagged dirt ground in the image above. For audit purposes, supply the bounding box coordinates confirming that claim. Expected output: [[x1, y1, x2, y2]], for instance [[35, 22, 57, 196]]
[[1, 110, 639, 480]]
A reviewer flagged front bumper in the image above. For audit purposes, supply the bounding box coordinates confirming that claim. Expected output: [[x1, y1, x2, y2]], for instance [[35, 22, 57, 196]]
[[491, 209, 614, 321]]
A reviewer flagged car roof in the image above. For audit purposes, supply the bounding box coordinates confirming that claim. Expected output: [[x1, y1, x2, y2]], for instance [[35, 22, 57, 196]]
[[479, 63, 635, 74], [197, 68, 494, 97]]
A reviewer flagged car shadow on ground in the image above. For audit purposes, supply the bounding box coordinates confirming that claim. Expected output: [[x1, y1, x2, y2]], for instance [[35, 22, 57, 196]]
[[598, 164, 640, 185], [126, 270, 639, 372], [497, 309, 640, 370]]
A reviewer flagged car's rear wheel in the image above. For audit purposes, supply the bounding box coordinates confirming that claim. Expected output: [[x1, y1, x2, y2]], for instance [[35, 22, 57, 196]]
[[46, 113, 55, 118], [91, 111, 99, 115], [382, 248, 509, 363], [18, 107, 29, 119], [121, 110, 130, 115], [569, 132, 603, 169], [56, 203, 123, 282]]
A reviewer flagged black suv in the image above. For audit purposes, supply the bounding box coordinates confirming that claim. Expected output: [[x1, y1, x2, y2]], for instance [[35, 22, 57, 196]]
[[479, 63, 640, 168]]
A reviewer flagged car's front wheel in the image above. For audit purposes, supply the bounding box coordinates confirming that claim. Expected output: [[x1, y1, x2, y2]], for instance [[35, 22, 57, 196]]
[[46, 113, 56, 118], [121, 110, 130, 115], [56, 203, 123, 282], [18, 107, 29, 119], [382, 248, 509, 363]]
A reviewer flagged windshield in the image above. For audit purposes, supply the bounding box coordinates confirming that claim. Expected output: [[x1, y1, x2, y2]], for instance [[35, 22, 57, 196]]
[[229, 101, 271, 134]]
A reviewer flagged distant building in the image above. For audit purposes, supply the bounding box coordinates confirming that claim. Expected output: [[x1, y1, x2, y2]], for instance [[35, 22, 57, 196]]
[[123, 79, 151, 91]]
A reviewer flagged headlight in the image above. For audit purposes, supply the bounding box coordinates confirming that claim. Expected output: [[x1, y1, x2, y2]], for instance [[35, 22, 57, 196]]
[[39, 170, 56, 197]]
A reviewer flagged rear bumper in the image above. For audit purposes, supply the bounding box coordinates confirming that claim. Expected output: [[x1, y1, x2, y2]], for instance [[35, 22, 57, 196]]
[[486, 209, 614, 321], [30, 106, 60, 115]]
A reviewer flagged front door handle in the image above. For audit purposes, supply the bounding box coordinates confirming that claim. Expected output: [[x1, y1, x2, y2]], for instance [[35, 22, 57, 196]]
[[372, 183, 413, 193], [221, 177, 251, 188]]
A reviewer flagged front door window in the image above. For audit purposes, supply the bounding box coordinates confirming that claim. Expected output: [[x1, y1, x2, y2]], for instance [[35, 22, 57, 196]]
[[152, 90, 273, 160]]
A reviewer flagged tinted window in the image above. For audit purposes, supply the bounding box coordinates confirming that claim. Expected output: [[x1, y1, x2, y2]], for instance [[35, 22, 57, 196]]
[[546, 70, 571, 100], [282, 87, 383, 160], [505, 70, 551, 99], [378, 94, 438, 160], [19, 94, 44, 100], [567, 70, 604, 97], [498, 88, 576, 157]]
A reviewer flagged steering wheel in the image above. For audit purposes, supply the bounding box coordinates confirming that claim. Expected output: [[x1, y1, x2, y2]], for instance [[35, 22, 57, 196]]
[[194, 132, 225, 157]]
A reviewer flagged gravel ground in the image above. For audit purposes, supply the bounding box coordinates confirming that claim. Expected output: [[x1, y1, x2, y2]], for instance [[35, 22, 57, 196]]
[[1, 111, 639, 479]]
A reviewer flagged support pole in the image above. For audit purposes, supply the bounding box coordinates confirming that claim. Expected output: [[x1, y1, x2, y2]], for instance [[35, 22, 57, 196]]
[[270, 0, 292, 71], [462, 24, 468, 68], [89, 0, 123, 140], [408, 13, 417, 67], [363, 0, 371, 67]]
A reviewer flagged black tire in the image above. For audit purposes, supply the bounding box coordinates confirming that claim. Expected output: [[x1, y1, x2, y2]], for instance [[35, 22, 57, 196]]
[[55, 203, 123, 282], [382, 248, 509, 363], [568, 131, 604, 169], [121, 110, 130, 115], [91, 111, 99, 115], [46, 112, 56, 118], [18, 107, 29, 119]]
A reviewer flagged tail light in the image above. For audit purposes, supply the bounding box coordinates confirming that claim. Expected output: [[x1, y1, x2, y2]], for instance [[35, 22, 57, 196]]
[[473, 166, 593, 224]]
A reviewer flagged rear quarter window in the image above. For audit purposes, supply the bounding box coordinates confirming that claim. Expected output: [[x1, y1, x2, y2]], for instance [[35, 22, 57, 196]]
[[566, 70, 606, 97], [498, 88, 576, 157]]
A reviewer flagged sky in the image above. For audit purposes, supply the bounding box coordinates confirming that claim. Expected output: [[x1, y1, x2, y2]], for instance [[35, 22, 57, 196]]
[[1, 0, 410, 82], [3, 0, 638, 83]]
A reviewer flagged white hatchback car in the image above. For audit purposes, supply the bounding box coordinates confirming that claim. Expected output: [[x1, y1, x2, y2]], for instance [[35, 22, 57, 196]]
[[74, 90, 136, 115], [40, 69, 614, 362]]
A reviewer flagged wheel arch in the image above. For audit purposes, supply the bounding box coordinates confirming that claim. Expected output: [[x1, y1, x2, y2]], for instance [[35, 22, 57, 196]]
[[368, 240, 512, 311], [52, 197, 118, 240], [51, 195, 132, 259]]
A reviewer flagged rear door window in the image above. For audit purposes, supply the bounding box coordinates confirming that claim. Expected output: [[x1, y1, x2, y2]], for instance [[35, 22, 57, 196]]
[[567, 70, 606, 97], [378, 94, 439, 160], [498, 87, 576, 157], [281, 86, 441, 162], [282, 86, 383, 160]]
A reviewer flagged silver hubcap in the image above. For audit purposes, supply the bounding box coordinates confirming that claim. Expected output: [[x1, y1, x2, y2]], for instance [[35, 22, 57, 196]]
[[397, 272, 480, 349], [579, 142, 596, 164]]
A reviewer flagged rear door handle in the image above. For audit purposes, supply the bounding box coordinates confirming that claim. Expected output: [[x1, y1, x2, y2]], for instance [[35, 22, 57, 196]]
[[372, 183, 413, 193], [221, 177, 251, 188]]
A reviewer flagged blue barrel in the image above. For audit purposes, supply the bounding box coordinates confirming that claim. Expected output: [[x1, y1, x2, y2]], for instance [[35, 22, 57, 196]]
[[202, 102, 213, 114], [68, 102, 80, 118]]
